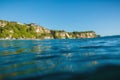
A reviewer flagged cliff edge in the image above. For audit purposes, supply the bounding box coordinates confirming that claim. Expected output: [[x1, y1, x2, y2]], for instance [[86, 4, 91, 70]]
[[0, 20, 99, 39]]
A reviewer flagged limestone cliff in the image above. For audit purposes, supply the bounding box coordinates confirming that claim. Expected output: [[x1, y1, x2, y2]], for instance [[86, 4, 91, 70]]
[[0, 20, 99, 39]]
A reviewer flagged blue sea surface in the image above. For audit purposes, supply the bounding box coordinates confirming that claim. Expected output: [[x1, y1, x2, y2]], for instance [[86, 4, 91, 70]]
[[0, 36, 120, 80]]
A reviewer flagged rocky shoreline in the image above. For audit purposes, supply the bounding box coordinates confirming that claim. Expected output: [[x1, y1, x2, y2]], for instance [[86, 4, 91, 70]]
[[0, 20, 100, 39]]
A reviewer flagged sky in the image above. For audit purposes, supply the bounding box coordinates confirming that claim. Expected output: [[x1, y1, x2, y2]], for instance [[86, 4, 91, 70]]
[[0, 0, 120, 36]]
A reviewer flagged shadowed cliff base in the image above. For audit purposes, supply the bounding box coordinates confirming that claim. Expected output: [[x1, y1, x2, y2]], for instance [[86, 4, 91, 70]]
[[22, 64, 120, 80], [0, 20, 100, 39]]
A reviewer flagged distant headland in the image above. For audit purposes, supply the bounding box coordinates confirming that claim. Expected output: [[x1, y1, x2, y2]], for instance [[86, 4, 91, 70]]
[[0, 20, 100, 40]]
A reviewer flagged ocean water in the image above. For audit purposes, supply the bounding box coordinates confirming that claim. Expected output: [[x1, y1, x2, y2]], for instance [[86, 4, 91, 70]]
[[0, 36, 120, 80]]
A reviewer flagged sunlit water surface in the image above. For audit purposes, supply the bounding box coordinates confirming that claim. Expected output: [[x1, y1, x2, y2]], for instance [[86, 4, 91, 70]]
[[0, 36, 120, 80]]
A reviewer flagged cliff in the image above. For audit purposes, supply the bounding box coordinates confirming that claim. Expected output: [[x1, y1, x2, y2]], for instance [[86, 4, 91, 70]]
[[0, 20, 99, 39]]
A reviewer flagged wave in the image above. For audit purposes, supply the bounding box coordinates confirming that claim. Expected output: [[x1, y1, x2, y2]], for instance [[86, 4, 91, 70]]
[[21, 64, 120, 80]]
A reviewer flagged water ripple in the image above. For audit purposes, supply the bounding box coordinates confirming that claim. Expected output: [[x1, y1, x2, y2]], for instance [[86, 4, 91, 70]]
[[0, 36, 120, 80]]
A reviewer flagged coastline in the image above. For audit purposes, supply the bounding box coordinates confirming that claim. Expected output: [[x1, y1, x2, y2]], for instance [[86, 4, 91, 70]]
[[0, 20, 99, 39], [0, 37, 99, 40]]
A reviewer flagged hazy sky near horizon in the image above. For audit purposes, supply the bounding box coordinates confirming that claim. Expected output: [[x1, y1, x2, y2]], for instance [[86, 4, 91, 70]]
[[0, 0, 120, 36]]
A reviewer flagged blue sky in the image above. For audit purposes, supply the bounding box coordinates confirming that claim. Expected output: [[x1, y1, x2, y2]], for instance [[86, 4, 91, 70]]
[[0, 0, 120, 36]]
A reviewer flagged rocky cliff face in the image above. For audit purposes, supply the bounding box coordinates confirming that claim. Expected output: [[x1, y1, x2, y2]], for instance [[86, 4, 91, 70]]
[[51, 30, 98, 39], [0, 20, 99, 39]]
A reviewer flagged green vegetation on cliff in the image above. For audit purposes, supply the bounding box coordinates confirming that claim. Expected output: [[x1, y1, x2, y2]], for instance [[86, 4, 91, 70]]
[[0, 20, 99, 39]]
